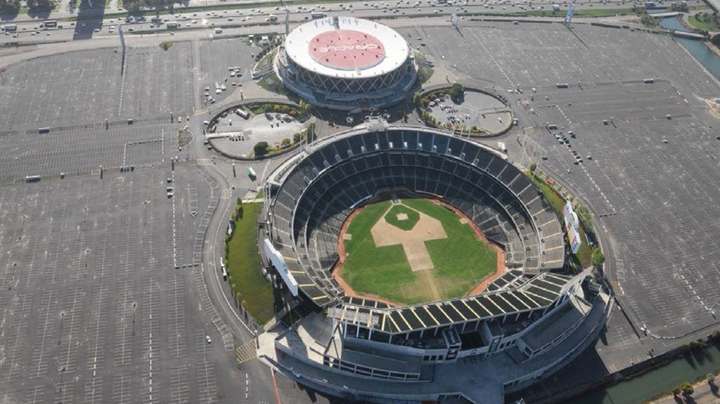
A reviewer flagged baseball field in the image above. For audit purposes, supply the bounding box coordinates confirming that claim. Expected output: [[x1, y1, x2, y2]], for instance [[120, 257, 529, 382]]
[[338, 198, 498, 305]]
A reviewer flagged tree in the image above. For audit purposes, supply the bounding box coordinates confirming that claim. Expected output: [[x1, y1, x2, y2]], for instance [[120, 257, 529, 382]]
[[670, 2, 688, 12], [680, 382, 694, 396], [574, 204, 593, 230], [298, 99, 312, 116], [306, 122, 317, 143], [281, 138, 291, 148], [412, 91, 421, 107], [529, 162, 537, 174], [449, 83, 464, 100], [0, 0, 20, 14], [254, 142, 269, 156], [26, 0, 53, 11], [591, 247, 605, 269]]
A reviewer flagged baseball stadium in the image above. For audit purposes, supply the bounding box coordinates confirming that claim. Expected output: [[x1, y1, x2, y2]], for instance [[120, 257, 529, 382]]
[[274, 16, 417, 110], [257, 121, 610, 404]]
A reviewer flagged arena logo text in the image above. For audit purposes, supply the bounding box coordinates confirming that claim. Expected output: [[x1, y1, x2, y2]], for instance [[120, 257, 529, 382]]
[[317, 44, 380, 52]]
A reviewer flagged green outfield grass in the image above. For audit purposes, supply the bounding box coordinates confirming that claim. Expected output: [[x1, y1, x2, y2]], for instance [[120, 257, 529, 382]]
[[384, 204, 420, 231], [341, 199, 496, 305]]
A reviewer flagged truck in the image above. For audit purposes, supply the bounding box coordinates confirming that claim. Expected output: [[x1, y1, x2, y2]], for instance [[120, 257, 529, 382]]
[[166, 21, 180, 29], [40, 20, 57, 28], [247, 167, 257, 180], [2, 24, 17, 32], [644, 1, 656, 8], [268, 14, 278, 22], [552, 4, 560, 11], [311, 12, 326, 19]]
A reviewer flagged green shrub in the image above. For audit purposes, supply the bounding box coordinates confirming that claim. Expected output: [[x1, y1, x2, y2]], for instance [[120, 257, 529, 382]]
[[254, 141, 269, 156]]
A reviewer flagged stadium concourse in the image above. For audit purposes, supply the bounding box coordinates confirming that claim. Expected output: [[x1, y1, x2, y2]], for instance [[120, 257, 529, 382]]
[[256, 120, 610, 403]]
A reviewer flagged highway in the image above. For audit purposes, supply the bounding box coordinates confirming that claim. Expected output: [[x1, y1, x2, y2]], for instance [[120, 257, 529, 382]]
[[0, 0, 707, 45]]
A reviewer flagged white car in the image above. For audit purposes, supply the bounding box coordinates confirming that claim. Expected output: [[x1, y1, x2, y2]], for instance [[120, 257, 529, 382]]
[[206, 335, 212, 344]]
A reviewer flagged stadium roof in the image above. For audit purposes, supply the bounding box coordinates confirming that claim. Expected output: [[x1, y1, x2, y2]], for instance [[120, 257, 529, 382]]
[[329, 273, 574, 334], [284, 16, 410, 79]]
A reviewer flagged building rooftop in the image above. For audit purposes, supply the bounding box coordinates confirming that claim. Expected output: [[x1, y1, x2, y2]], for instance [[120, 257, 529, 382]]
[[284, 16, 409, 79]]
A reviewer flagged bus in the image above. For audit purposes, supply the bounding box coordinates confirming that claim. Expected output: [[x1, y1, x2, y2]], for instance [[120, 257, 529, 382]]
[[311, 12, 326, 19], [40, 20, 57, 28], [247, 167, 257, 180], [235, 108, 249, 119], [166, 21, 180, 29], [2, 24, 17, 32]]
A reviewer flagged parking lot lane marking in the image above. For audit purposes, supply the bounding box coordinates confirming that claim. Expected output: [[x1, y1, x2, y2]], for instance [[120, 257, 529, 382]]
[[271, 369, 282, 404]]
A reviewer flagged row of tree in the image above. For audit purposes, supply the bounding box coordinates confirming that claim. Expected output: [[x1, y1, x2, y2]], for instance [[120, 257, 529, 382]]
[[696, 11, 720, 29], [122, 0, 178, 15], [1, 0, 55, 15]]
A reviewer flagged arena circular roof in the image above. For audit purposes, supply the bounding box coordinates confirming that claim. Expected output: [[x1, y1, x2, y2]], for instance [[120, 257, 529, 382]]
[[284, 16, 410, 79]]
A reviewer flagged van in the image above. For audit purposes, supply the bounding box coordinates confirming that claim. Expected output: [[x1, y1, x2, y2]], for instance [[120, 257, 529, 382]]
[[215, 28, 223, 34]]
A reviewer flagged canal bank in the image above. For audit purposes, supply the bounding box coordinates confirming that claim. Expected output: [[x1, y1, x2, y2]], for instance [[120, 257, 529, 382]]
[[566, 338, 720, 404], [659, 16, 720, 80]]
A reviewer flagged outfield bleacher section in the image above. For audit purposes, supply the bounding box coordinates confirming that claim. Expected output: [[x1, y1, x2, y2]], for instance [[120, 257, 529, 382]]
[[268, 126, 566, 308]]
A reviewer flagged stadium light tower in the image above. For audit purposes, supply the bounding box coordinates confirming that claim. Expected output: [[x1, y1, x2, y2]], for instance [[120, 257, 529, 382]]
[[280, 0, 290, 35]]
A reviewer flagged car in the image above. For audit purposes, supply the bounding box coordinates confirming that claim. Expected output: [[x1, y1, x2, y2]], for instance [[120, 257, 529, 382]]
[[93, 28, 100, 33]]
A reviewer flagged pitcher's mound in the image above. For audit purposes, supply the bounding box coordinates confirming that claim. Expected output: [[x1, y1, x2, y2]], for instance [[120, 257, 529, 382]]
[[371, 207, 446, 272]]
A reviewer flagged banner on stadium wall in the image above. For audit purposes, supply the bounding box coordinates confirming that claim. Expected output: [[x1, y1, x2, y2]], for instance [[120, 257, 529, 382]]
[[568, 227, 581, 254], [562, 201, 582, 254]]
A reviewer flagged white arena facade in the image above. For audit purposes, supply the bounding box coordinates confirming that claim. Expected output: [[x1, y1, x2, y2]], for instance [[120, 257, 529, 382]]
[[275, 16, 417, 111]]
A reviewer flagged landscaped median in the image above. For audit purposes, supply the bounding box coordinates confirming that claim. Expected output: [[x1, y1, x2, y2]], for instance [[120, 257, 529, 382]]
[[413, 83, 514, 137], [525, 169, 594, 269], [224, 199, 274, 325]]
